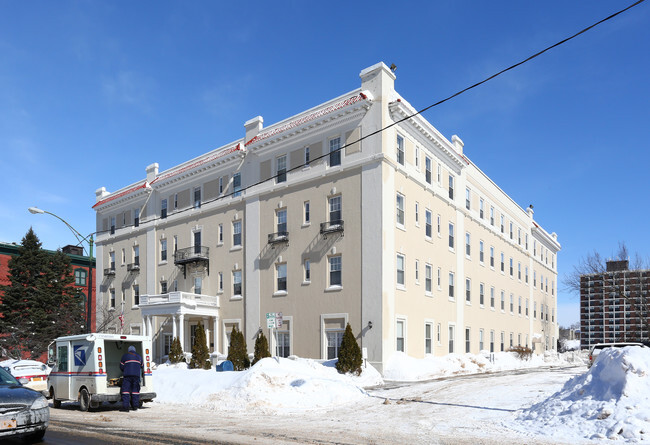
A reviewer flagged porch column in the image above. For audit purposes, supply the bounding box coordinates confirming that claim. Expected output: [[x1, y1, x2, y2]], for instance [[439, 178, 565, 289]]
[[172, 315, 177, 340], [178, 314, 185, 351], [146, 316, 153, 338], [142, 314, 147, 336], [203, 317, 210, 352], [213, 317, 219, 354]]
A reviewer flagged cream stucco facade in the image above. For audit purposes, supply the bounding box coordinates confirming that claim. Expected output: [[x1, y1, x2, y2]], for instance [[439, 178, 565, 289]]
[[92, 62, 560, 373]]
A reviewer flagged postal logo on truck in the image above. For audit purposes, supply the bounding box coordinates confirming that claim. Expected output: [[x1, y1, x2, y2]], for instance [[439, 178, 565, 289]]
[[73, 345, 86, 366]]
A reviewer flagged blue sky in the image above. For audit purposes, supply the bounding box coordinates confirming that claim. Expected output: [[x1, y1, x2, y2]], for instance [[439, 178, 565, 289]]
[[1, 1, 648, 327]]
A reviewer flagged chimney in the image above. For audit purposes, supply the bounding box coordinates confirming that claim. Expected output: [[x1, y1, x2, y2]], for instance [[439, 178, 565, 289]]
[[146, 163, 159, 183], [526, 205, 534, 219], [451, 135, 464, 155], [95, 187, 109, 203], [245, 116, 264, 144]]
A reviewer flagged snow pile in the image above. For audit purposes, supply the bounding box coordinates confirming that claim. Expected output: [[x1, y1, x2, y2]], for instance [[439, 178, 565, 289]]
[[154, 357, 382, 413], [514, 346, 650, 442], [383, 350, 575, 381]]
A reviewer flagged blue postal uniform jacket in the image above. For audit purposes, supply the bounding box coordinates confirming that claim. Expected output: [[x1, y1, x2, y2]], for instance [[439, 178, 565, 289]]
[[120, 348, 144, 410]]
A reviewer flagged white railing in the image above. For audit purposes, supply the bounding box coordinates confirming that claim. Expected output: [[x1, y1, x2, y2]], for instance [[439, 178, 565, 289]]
[[140, 291, 219, 307]]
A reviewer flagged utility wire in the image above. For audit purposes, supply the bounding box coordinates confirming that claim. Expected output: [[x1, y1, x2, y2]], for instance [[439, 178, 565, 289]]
[[110, 0, 645, 231]]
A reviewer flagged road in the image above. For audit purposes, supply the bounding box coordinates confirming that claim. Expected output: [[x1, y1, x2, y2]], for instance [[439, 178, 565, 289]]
[[38, 365, 586, 445]]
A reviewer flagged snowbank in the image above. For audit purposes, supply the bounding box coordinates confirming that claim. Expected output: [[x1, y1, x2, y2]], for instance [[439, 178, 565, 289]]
[[154, 357, 382, 413], [382, 350, 577, 381], [514, 346, 650, 442]]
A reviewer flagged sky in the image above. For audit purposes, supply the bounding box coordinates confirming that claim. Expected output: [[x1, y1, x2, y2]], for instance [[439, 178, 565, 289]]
[[1, 1, 649, 327]]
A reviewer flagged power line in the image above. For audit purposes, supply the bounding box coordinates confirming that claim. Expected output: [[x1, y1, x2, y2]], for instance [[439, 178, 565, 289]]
[[117, 0, 645, 230]]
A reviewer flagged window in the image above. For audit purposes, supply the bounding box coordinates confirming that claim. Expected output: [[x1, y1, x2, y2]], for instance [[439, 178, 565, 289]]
[[396, 254, 405, 287], [329, 195, 342, 223], [74, 269, 87, 286], [510, 294, 514, 313], [329, 137, 341, 166], [425, 323, 432, 354], [490, 287, 495, 309], [437, 323, 442, 344], [448, 223, 454, 249], [465, 278, 471, 303], [425, 264, 432, 293], [437, 164, 442, 185], [194, 187, 201, 209], [327, 331, 343, 359], [277, 209, 287, 233], [465, 328, 471, 353], [134, 208, 140, 227], [396, 193, 405, 226], [304, 259, 311, 282], [534, 302, 537, 319], [526, 299, 529, 316], [161, 199, 167, 219], [276, 155, 287, 183], [110, 288, 115, 308], [448, 175, 454, 200], [479, 241, 484, 263], [194, 277, 202, 295], [500, 215, 504, 234], [525, 234, 529, 250], [425, 156, 432, 184], [490, 330, 495, 353], [160, 239, 167, 262], [509, 258, 513, 276], [161, 280, 168, 295], [305, 146, 310, 165], [465, 188, 471, 210], [218, 224, 223, 244], [110, 216, 116, 235], [415, 146, 420, 169], [518, 262, 521, 280], [232, 172, 242, 197], [465, 232, 471, 257], [218, 272, 223, 292], [304, 201, 310, 224], [510, 333, 514, 348], [437, 215, 441, 236], [533, 241, 537, 256], [193, 230, 201, 256], [525, 266, 529, 283], [501, 291, 505, 311], [233, 270, 242, 296], [219, 177, 223, 194], [414, 260, 419, 284], [415, 202, 419, 225], [518, 296, 522, 314], [133, 245, 140, 266], [276, 330, 290, 358], [396, 135, 404, 165], [174, 193, 178, 210], [425, 210, 432, 238], [396, 320, 405, 352], [479, 283, 485, 305], [534, 271, 537, 287], [448, 325, 455, 353], [109, 251, 116, 270], [276, 263, 287, 292], [233, 221, 242, 246], [133, 284, 140, 306], [490, 207, 494, 226], [490, 247, 495, 268], [448, 272, 455, 299], [509, 222, 513, 239], [500, 332, 505, 352], [479, 199, 484, 219], [329, 256, 342, 287], [437, 267, 441, 289], [500, 252, 505, 272], [479, 329, 484, 351], [518, 228, 521, 245]]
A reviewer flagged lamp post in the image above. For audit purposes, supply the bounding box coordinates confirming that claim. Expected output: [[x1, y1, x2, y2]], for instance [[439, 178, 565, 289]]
[[28, 207, 94, 333]]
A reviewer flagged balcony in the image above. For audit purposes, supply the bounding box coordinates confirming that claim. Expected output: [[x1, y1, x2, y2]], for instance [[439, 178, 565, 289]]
[[139, 291, 220, 316], [174, 246, 209, 278], [127, 262, 140, 272], [268, 231, 289, 246], [104, 268, 116, 276], [320, 220, 344, 237]]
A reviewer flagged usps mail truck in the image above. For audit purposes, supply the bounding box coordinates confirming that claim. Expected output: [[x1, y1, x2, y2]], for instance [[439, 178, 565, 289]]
[[47, 333, 156, 411]]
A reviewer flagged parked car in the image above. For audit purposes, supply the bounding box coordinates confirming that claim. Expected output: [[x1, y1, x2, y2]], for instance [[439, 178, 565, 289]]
[[0, 359, 50, 394], [0, 365, 49, 443], [588, 342, 645, 367]]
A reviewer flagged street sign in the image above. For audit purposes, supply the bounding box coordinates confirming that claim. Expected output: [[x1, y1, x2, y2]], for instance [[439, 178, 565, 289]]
[[276, 312, 283, 328], [266, 312, 276, 329]]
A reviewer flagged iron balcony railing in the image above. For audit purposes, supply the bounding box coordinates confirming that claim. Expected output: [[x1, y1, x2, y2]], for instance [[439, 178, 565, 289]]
[[320, 219, 344, 236], [174, 246, 209, 264], [268, 231, 289, 245]]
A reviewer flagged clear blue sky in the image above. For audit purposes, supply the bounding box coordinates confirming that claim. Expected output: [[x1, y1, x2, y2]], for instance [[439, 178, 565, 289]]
[[1, 1, 649, 327]]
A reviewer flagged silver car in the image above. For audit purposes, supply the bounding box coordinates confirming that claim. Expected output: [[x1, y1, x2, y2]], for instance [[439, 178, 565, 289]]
[[0, 365, 49, 442]]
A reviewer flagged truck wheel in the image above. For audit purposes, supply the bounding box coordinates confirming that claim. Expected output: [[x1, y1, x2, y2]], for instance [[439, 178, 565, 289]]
[[79, 388, 91, 412], [50, 387, 61, 409]]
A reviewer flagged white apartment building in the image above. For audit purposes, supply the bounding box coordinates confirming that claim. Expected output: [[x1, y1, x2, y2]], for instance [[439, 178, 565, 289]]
[[92, 62, 560, 373]]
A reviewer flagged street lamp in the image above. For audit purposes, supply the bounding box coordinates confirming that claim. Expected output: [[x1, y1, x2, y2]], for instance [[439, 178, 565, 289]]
[[28, 206, 95, 333]]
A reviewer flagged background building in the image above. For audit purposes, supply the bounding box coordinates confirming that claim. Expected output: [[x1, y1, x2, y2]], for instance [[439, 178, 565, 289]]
[[92, 62, 560, 373], [580, 260, 650, 348], [0, 241, 96, 331]]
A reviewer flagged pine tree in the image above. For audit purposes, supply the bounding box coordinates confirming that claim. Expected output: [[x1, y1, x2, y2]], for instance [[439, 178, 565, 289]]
[[336, 323, 363, 376], [0, 228, 84, 359], [252, 330, 271, 365], [189, 323, 211, 369], [168, 337, 184, 364], [227, 326, 250, 371]]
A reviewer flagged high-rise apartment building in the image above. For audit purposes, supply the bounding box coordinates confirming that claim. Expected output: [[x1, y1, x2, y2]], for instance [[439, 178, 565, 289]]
[[92, 62, 560, 373], [580, 260, 650, 348]]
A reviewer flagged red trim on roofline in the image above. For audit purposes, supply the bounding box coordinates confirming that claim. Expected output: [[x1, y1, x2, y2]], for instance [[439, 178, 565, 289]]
[[92, 182, 148, 209]]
